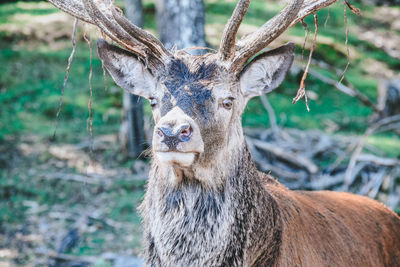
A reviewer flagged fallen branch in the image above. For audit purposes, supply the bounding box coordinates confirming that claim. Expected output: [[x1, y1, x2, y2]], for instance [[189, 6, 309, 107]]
[[41, 172, 101, 184], [358, 154, 400, 166], [344, 115, 400, 189], [248, 137, 319, 174], [36, 249, 97, 264], [258, 161, 307, 181], [358, 169, 386, 198], [245, 126, 399, 208], [308, 173, 344, 190]]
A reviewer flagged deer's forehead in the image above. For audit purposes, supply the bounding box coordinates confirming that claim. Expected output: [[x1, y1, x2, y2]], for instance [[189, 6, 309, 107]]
[[157, 59, 231, 117]]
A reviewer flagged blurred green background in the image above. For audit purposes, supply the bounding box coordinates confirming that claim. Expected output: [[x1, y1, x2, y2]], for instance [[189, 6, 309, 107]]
[[0, 0, 399, 266]]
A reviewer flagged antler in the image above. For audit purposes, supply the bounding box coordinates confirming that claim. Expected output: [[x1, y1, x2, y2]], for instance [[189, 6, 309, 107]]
[[218, 0, 250, 61], [219, 0, 339, 73], [50, 0, 339, 73], [48, 0, 171, 71]]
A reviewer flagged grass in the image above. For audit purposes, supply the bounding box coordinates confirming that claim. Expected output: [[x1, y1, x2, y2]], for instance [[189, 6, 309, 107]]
[[0, 1, 398, 140], [0, 40, 122, 141], [367, 134, 400, 158], [0, 2, 57, 24]]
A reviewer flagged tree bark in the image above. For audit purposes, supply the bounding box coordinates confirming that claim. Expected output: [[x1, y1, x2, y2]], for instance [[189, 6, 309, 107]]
[[155, 0, 206, 53], [120, 0, 146, 158]]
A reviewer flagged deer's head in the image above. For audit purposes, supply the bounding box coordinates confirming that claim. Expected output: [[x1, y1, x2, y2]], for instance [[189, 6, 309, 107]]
[[49, 0, 336, 184], [97, 39, 294, 169]]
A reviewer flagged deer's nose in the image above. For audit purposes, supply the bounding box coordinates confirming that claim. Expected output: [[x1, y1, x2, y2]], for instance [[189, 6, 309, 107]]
[[156, 124, 192, 149]]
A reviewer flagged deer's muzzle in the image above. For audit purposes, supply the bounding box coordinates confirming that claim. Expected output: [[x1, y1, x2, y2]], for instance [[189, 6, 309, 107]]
[[153, 107, 204, 167]]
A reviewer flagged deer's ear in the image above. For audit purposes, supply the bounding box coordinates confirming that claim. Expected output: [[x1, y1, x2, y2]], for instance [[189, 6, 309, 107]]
[[97, 39, 156, 98], [239, 43, 294, 100]]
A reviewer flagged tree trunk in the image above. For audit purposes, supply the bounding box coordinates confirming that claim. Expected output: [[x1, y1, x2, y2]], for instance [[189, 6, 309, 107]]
[[120, 0, 146, 158], [155, 0, 206, 52]]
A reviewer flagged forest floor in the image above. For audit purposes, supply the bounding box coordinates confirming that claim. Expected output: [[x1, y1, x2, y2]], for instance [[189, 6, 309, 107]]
[[1, 134, 147, 266], [1, 1, 399, 266]]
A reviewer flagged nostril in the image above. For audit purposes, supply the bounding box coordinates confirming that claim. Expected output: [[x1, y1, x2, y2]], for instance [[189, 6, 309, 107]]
[[156, 124, 192, 145], [180, 127, 191, 137], [156, 129, 164, 137], [178, 125, 192, 142]]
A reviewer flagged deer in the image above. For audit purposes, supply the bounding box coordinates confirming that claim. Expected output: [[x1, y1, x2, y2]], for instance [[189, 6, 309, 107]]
[[49, 0, 400, 266]]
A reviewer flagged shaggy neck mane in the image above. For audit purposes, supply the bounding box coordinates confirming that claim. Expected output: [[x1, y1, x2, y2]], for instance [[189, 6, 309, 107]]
[[141, 140, 282, 266]]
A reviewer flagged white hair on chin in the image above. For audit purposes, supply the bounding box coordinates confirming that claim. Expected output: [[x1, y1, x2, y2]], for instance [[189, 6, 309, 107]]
[[156, 152, 195, 167]]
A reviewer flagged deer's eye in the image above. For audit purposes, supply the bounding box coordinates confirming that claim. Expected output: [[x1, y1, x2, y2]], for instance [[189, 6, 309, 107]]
[[222, 98, 234, 110], [150, 98, 158, 108]]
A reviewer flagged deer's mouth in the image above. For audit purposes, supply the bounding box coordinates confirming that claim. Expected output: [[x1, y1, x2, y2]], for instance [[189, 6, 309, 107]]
[[155, 151, 198, 167]]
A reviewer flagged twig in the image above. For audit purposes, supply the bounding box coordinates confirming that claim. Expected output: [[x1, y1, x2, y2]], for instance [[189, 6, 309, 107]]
[[183, 46, 217, 53], [375, 122, 400, 134], [83, 27, 94, 152], [337, 4, 350, 85], [358, 170, 385, 195], [102, 61, 108, 91], [258, 161, 307, 181], [41, 172, 101, 184], [324, 7, 331, 28], [293, 13, 318, 112], [308, 173, 344, 190], [344, 115, 400, 189], [88, 214, 124, 229], [387, 173, 400, 209], [301, 19, 310, 61], [337, 1, 360, 84], [344, 0, 362, 16], [35, 250, 97, 263], [357, 154, 400, 166], [53, 19, 79, 139], [369, 170, 386, 199]]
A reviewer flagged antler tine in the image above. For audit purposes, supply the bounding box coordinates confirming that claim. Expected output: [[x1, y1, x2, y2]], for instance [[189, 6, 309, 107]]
[[289, 0, 338, 28], [111, 7, 171, 61], [85, 1, 150, 54], [218, 0, 250, 61], [85, 0, 168, 69], [48, 0, 94, 24], [49, 0, 170, 70], [230, 0, 304, 72], [227, 0, 341, 73]]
